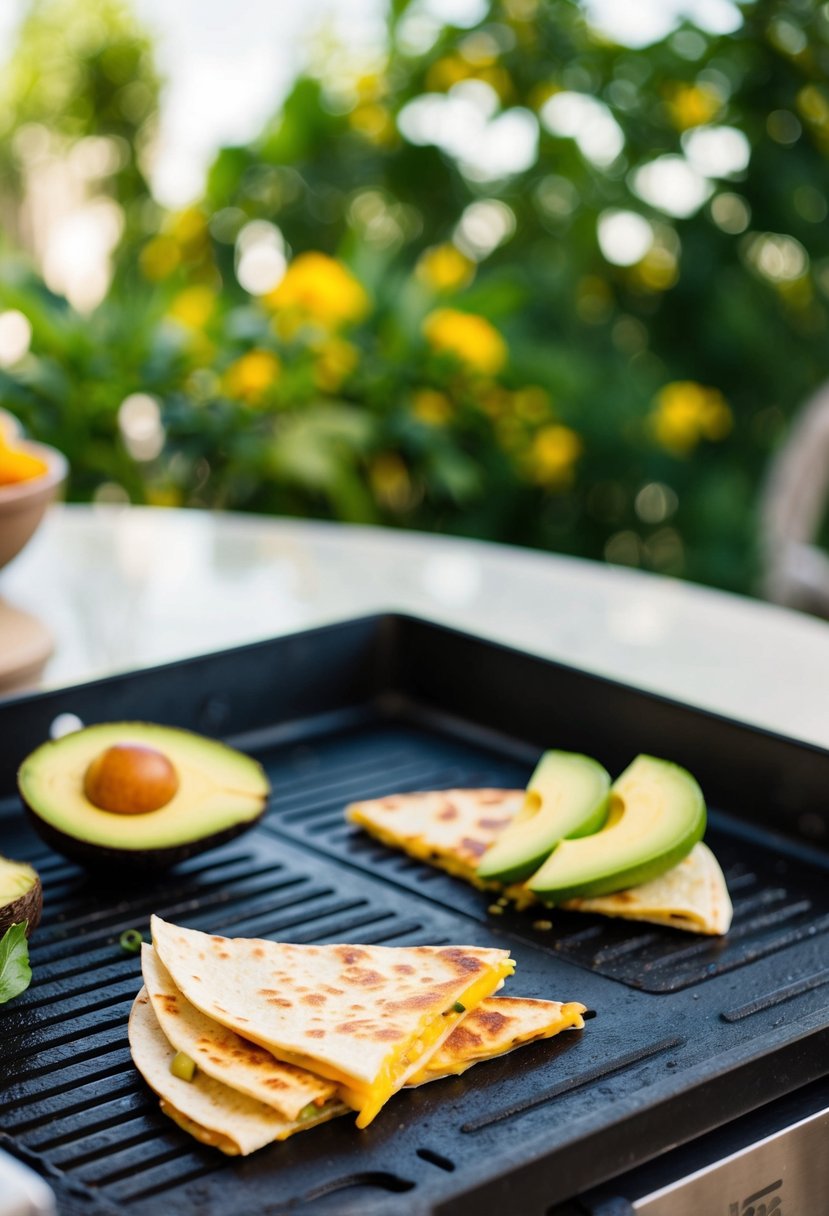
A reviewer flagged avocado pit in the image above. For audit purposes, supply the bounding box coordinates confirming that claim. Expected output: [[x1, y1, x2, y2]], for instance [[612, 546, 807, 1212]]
[[84, 744, 180, 815], [18, 721, 271, 871]]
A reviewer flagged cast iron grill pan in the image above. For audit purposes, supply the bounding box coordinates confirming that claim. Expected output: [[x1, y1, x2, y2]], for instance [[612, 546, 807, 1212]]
[[1, 615, 828, 1216]]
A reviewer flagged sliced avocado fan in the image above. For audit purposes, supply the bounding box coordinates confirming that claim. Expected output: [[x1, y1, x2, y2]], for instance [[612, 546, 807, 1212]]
[[526, 754, 706, 903], [476, 751, 611, 884]]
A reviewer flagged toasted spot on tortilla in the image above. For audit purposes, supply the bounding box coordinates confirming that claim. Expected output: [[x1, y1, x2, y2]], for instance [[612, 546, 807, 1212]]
[[477, 817, 512, 831], [379, 798, 402, 809], [335, 1019, 377, 1035], [376, 1027, 404, 1041], [438, 804, 459, 821], [476, 1009, 509, 1034], [301, 994, 326, 1007], [264, 1077, 288, 1089], [267, 997, 292, 1008], [252, 947, 264, 959], [387, 991, 444, 1012], [322, 985, 344, 995], [393, 964, 415, 975], [460, 837, 488, 859], [438, 948, 484, 976], [306, 1029, 326, 1039], [337, 947, 368, 965], [343, 968, 385, 987], [210, 936, 225, 944], [448, 1025, 482, 1049]]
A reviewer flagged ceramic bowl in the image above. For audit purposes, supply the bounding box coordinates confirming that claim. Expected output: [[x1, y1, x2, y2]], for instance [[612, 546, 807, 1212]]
[[0, 439, 68, 571]]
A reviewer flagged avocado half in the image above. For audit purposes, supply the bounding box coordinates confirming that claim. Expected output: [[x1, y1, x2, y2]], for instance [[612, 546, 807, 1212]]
[[0, 856, 42, 937], [527, 754, 706, 903], [18, 723, 270, 872]]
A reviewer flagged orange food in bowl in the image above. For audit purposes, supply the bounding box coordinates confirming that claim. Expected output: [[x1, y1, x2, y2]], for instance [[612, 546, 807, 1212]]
[[0, 439, 48, 486]]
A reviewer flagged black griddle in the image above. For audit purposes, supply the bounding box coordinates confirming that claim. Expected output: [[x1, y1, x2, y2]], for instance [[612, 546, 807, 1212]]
[[1, 614, 828, 1216]]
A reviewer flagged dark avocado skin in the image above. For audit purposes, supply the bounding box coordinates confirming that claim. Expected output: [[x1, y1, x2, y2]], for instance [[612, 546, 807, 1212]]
[[22, 801, 266, 873], [0, 871, 42, 937]]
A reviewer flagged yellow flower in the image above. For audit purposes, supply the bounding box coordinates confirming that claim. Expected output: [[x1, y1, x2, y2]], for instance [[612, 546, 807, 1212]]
[[370, 453, 412, 511], [527, 425, 582, 487], [146, 486, 183, 508], [224, 349, 281, 405], [412, 388, 453, 426], [652, 381, 733, 455], [264, 252, 369, 329], [631, 247, 679, 292], [168, 285, 216, 329], [140, 235, 180, 281], [426, 55, 472, 92], [423, 308, 507, 375], [797, 85, 829, 129], [666, 83, 722, 130], [416, 245, 475, 293], [170, 207, 208, 250], [313, 337, 359, 392], [348, 103, 397, 146], [513, 386, 551, 422]]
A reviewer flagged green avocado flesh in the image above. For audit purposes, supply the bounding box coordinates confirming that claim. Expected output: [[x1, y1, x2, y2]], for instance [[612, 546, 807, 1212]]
[[0, 856, 42, 937], [526, 754, 706, 902], [476, 751, 611, 884], [18, 723, 270, 863]]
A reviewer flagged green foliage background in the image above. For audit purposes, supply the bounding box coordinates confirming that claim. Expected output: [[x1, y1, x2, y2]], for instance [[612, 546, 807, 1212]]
[[2, 0, 829, 595]]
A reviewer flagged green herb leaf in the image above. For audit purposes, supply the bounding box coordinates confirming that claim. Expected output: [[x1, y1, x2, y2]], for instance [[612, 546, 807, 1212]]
[[452, 1001, 466, 1014], [0, 922, 32, 1005]]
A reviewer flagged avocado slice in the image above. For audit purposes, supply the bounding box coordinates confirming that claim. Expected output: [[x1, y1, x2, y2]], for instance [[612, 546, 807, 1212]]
[[18, 723, 270, 871], [526, 754, 706, 903], [0, 857, 42, 937], [476, 751, 611, 884]]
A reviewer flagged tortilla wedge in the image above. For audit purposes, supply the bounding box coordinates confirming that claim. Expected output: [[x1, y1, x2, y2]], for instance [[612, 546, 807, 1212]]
[[150, 915, 514, 1128], [347, 789, 732, 935], [129, 990, 347, 1156], [407, 996, 586, 1084], [563, 841, 732, 935], [141, 944, 338, 1120], [130, 989, 586, 1155]]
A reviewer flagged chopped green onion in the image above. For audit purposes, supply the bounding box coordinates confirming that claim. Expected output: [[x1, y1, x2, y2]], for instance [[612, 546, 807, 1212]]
[[170, 1052, 196, 1082], [119, 929, 143, 955], [297, 1102, 320, 1121], [452, 1001, 466, 1014]]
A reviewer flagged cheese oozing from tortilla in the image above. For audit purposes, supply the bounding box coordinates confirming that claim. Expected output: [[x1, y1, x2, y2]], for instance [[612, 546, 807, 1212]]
[[150, 915, 515, 1128], [407, 997, 586, 1084], [133, 992, 586, 1154]]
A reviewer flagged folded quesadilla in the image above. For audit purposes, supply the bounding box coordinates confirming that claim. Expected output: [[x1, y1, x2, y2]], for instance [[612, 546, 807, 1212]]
[[129, 990, 347, 1155], [346, 789, 732, 935], [151, 915, 515, 1128], [130, 986, 586, 1155], [141, 944, 338, 1120]]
